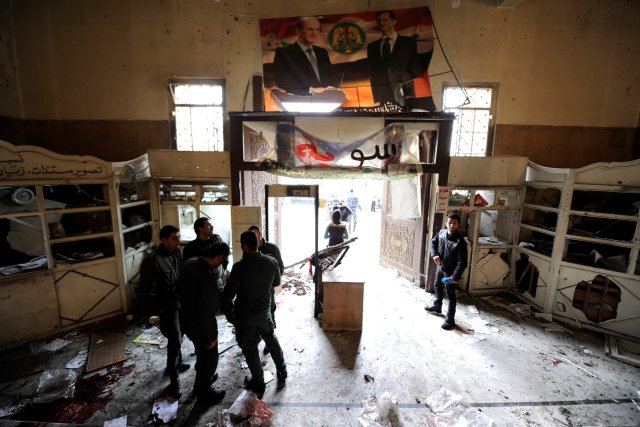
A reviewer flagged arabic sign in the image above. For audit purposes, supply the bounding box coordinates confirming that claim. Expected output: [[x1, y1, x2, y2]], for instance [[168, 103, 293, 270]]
[[436, 186, 449, 213], [0, 141, 110, 180], [260, 122, 423, 176]]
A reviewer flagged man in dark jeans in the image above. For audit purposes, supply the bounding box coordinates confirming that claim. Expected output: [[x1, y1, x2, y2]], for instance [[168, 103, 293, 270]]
[[140, 225, 189, 399], [177, 242, 229, 405], [248, 225, 284, 355], [425, 213, 468, 330], [223, 231, 287, 398]]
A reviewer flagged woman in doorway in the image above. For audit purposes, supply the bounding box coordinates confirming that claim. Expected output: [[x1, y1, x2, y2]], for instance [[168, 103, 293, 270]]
[[324, 209, 349, 247]]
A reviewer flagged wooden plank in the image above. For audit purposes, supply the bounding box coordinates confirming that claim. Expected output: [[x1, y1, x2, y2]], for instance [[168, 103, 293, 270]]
[[86, 316, 127, 373], [323, 282, 364, 331]]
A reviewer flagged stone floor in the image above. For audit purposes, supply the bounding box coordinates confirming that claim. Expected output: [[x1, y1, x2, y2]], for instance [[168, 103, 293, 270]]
[[0, 250, 639, 426]]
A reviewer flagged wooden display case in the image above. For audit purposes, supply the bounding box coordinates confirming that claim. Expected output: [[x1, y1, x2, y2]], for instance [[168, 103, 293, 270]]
[[0, 140, 128, 346]]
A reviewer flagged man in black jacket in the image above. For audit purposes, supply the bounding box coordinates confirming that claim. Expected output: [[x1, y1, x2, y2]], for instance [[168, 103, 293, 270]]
[[139, 225, 189, 399], [223, 231, 287, 399], [367, 10, 422, 107], [273, 16, 339, 95], [177, 242, 229, 405], [425, 213, 468, 330]]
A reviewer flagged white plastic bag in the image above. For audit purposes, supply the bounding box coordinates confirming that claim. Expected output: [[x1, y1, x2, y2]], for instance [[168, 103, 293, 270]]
[[33, 369, 77, 403]]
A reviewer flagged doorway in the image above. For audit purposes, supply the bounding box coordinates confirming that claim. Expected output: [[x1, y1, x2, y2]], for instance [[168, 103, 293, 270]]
[[271, 177, 384, 275]]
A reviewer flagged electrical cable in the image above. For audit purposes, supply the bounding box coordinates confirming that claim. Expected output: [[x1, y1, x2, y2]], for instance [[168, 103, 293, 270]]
[[430, 12, 470, 109]]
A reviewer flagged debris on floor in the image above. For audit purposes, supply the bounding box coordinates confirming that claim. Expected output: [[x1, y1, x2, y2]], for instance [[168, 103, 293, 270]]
[[33, 369, 78, 403], [425, 388, 494, 427], [103, 414, 127, 426], [132, 327, 167, 346], [359, 391, 400, 427], [228, 389, 275, 425], [148, 397, 178, 424], [65, 349, 88, 369], [40, 337, 72, 353]]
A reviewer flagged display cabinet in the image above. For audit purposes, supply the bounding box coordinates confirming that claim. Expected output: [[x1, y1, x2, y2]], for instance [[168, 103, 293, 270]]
[[442, 156, 529, 295], [0, 140, 127, 346], [445, 186, 521, 294], [515, 160, 640, 340], [113, 154, 157, 310]]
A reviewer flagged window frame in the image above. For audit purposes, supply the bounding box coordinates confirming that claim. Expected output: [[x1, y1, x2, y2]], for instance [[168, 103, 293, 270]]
[[442, 82, 499, 157], [169, 78, 227, 152]]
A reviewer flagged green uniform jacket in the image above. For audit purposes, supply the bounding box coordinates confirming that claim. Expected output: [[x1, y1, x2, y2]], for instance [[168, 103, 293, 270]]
[[259, 239, 284, 274], [176, 257, 220, 343], [223, 252, 280, 326], [139, 245, 182, 316]]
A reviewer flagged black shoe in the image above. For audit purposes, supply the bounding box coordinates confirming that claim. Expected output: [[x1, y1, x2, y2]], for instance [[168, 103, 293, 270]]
[[276, 368, 287, 388], [244, 375, 266, 399], [425, 304, 442, 314], [263, 346, 270, 355], [169, 382, 182, 399], [441, 320, 455, 330], [197, 388, 226, 405]]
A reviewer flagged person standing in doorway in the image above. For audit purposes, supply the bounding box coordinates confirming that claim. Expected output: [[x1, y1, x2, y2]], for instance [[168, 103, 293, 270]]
[[346, 189, 361, 233], [223, 231, 287, 398], [140, 225, 189, 399], [248, 224, 284, 355], [324, 209, 349, 247], [425, 213, 468, 330], [338, 200, 352, 224], [177, 242, 229, 405]]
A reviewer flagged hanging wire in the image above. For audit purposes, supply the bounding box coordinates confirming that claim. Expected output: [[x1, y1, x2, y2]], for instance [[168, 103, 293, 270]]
[[430, 11, 470, 109]]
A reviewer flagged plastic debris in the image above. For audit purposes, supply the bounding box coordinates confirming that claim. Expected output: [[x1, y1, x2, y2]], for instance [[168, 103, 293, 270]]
[[425, 388, 494, 427], [364, 374, 375, 383], [358, 391, 399, 427], [33, 369, 78, 403], [228, 389, 275, 426]]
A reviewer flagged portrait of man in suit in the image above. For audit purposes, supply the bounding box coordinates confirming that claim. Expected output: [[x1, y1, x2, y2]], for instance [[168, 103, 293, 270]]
[[273, 17, 340, 96], [367, 10, 423, 107]]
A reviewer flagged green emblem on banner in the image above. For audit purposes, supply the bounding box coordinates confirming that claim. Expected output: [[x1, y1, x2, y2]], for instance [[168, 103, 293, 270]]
[[328, 22, 365, 54]]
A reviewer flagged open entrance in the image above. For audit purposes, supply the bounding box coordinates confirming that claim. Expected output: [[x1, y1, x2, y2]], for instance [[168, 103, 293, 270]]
[[270, 177, 384, 273]]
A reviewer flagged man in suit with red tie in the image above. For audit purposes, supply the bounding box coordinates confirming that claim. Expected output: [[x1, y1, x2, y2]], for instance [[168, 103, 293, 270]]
[[273, 17, 339, 96], [367, 10, 422, 107]]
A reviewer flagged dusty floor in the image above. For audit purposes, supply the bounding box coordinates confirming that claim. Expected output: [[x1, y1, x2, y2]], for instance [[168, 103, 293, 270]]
[[0, 246, 639, 426]]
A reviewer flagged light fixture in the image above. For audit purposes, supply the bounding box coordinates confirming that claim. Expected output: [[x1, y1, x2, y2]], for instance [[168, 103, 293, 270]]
[[270, 89, 346, 113]]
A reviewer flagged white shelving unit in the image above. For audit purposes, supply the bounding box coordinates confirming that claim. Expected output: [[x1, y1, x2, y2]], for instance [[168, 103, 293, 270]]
[[515, 160, 640, 340]]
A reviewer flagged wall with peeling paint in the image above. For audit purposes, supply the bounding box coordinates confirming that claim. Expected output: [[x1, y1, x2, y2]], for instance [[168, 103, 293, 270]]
[[0, 0, 638, 161]]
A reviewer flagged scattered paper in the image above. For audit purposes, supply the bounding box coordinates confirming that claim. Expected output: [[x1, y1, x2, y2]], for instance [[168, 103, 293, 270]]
[[264, 370, 274, 384], [104, 415, 127, 427], [41, 338, 71, 352], [467, 317, 492, 334], [461, 334, 487, 344], [132, 329, 167, 346], [467, 306, 479, 314], [149, 398, 178, 424], [541, 322, 566, 332], [65, 350, 88, 369]]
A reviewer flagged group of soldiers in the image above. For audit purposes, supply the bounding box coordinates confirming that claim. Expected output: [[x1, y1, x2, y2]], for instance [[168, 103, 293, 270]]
[[139, 217, 286, 404]]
